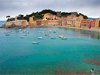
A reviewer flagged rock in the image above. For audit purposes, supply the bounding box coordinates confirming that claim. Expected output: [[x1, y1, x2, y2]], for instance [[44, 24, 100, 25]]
[[84, 60, 100, 66]]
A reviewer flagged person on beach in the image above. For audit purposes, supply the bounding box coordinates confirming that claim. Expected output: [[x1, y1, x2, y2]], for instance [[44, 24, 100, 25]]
[[90, 68, 95, 75]]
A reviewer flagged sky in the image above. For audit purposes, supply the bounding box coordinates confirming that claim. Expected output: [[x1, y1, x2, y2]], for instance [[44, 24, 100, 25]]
[[0, 0, 100, 20]]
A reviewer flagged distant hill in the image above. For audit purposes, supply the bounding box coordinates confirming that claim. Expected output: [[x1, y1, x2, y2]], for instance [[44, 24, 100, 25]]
[[88, 17, 100, 20], [7, 9, 88, 22]]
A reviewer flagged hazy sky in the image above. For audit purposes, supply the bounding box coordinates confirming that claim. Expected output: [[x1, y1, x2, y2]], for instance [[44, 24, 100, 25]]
[[0, 0, 100, 20]]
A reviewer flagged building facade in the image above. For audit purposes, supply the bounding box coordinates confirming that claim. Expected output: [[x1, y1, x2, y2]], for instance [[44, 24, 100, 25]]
[[81, 19, 91, 28]]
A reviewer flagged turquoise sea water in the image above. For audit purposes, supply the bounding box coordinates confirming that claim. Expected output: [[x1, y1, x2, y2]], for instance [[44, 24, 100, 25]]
[[0, 21, 6, 26], [0, 27, 100, 74]]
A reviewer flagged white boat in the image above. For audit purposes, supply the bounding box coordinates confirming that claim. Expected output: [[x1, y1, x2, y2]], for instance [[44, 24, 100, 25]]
[[32, 42, 39, 44], [51, 37, 56, 39], [61, 37, 67, 40], [49, 30, 52, 32], [45, 34, 48, 36], [38, 37, 43, 39], [20, 36, 24, 38], [59, 35, 64, 38]]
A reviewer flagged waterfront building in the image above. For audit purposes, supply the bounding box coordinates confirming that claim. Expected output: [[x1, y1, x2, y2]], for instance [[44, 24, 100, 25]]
[[91, 19, 96, 29], [81, 19, 91, 28], [41, 20, 48, 25], [48, 20, 59, 25], [29, 17, 36, 25], [95, 19, 100, 29], [66, 20, 73, 27], [5, 16, 28, 27], [36, 20, 41, 25], [73, 19, 81, 27]]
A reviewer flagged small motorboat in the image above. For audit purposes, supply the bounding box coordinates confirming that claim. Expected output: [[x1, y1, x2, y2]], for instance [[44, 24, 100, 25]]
[[20, 36, 24, 38], [38, 37, 43, 39], [55, 33, 58, 35], [53, 31, 57, 33], [59, 35, 64, 38], [45, 34, 48, 36], [61, 37, 67, 40], [51, 37, 56, 39], [32, 42, 39, 44]]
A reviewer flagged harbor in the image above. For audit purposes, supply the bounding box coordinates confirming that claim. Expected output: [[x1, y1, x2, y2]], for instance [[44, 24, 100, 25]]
[[0, 27, 100, 74]]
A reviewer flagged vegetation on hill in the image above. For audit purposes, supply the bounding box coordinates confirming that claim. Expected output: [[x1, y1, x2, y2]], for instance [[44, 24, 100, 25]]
[[76, 13, 88, 19], [7, 9, 88, 21]]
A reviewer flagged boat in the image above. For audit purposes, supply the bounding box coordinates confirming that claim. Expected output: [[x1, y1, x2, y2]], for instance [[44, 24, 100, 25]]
[[61, 37, 67, 40], [53, 31, 57, 33], [20, 36, 24, 38], [32, 42, 39, 44], [51, 37, 56, 39], [45, 34, 48, 36], [59, 35, 64, 38], [55, 33, 58, 35], [38, 37, 43, 39]]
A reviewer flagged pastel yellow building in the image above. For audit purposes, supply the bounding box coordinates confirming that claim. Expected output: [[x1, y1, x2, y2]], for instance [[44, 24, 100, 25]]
[[73, 20, 81, 27], [95, 19, 100, 29], [43, 13, 52, 20], [43, 13, 58, 20], [29, 17, 36, 25], [67, 20, 73, 27], [73, 18, 81, 27]]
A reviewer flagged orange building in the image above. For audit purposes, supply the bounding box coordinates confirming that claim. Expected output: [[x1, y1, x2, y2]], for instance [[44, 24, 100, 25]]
[[41, 20, 48, 25], [91, 19, 96, 29], [81, 19, 91, 28], [48, 20, 58, 25]]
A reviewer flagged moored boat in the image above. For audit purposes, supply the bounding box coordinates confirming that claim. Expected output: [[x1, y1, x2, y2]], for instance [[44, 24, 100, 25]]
[[59, 35, 64, 38], [20, 36, 24, 38], [51, 37, 56, 39], [38, 37, 43, 39], [61, 37, 67, 40], [32, 42, 39, 44]]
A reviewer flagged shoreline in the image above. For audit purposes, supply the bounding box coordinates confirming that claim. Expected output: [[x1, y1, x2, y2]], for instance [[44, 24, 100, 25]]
[[28, 25, 100, 33], [1, 25, 100, 33]]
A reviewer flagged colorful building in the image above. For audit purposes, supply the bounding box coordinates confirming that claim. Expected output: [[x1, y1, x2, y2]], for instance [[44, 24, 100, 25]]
[[95, 19, 100, 29], [91, 19, 96, 29], [29, 17, 36, 25], [5, 16, 28, 27], [73, 20, 81, 27], [81, 19, 91, 28], [41, 20, 48, 25], [43, 13, 58, 20], [67, 20, 73, 27], [36, 20, 41, 25]]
